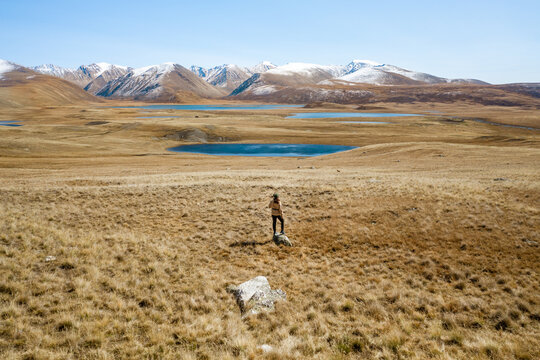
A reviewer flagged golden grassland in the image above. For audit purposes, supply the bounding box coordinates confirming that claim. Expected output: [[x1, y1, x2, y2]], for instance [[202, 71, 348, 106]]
[[0, 101, 539, 359]]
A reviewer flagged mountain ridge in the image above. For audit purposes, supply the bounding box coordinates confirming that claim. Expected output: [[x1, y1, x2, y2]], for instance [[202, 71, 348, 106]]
[[94, 63, 226, 101], [31, 59, 489, 100], [12, 58, 539, 106]]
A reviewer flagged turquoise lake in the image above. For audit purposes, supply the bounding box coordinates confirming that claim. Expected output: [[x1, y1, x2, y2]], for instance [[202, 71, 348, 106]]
[[168, 143, 356, 157]]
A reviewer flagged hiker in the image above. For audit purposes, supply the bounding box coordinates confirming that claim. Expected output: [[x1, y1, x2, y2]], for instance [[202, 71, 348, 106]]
[[269, 193, 285, 236]]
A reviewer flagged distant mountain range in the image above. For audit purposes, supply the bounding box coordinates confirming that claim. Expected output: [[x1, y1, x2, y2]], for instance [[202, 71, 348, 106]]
[[231, 60, 488, 97], [28, 59, 487, 101], [2, 57, 537, 107]]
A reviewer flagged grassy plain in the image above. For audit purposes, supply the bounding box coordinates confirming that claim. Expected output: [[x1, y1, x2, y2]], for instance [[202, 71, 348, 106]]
[[0, 101, 539, 359]]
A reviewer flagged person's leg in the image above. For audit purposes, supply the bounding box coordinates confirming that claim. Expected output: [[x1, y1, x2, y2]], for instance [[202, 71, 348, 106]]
[[279, 216, 284, 233], [272, 215, 277, 234]]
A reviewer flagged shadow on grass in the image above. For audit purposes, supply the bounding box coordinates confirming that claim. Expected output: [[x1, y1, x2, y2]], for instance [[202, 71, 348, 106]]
[[229, 240, 273, 247]]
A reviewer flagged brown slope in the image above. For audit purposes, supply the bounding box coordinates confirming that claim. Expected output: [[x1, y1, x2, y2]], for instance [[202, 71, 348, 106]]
[[230, 82, 540, 107], [159, 66, 228, 100], [0, 65, 100, 108]]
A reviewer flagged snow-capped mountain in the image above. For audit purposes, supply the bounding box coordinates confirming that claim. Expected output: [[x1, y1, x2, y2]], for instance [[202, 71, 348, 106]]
[[248, 61, 277, 74], [265, 62, 347, 81], [326, 60, 487, 86], [230, 62, 348, 96], [345, 59, 382, 74], [330, 67, 415, 86], [232, 60, 488, 96], [96, 63, 226, 101], [189, 62, 277, 91], [31, 64, 71, 77], [203, 64, 252, 91], [32, 62, 129, 90], [84, 63, 131, 94], [29, 58, 488, 101]]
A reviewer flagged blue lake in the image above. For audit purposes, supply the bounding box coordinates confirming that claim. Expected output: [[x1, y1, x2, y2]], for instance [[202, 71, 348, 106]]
[[286, 112, 420, 119], [116, 104, 303, 111], [168, 143, 357, 157], [0, 121, 22, 127]]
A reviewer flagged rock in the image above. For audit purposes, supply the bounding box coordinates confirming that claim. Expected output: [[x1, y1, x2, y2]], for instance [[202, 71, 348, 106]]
[[45, 256, 56, 262], [258, 344, 273, 353], [522, 238, 538, 247], [227, 276, 286, 317], [273, 233, 292, 247], [493, 177, 507, 181]]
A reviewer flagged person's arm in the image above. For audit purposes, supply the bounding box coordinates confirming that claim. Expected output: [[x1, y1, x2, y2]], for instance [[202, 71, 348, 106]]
[[268, 200, 273, 208], [279, 200, 284, 215]]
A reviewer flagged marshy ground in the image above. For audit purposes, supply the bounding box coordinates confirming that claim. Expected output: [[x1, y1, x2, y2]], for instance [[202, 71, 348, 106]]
[[0, 102, 539, 359]]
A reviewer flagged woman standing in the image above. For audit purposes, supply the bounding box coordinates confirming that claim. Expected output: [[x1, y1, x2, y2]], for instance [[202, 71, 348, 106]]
[[269, 193, 285, 236]]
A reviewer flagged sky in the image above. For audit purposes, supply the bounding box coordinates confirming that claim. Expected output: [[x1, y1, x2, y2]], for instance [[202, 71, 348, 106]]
[[0, 0, 538, 84]]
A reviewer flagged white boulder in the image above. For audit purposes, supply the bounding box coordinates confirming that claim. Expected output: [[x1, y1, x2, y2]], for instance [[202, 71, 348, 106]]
[[227, 276, 286, 317]]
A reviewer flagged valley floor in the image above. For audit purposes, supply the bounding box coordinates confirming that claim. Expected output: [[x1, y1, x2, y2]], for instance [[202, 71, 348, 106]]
[[0, 101, 539, 359]]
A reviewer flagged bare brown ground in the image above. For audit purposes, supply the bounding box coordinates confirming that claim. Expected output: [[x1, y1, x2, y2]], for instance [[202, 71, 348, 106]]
[[0, 101, 539, 359]]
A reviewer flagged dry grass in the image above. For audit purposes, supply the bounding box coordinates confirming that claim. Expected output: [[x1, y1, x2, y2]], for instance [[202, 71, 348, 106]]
[[0, 102, 539, 359]]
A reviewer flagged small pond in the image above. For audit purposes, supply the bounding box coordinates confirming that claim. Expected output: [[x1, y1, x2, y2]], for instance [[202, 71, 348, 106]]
[[168, 143, 356, 157], [286, 112, 420, 119], [470, 118, 538, 131], [116, 104, 302, 111], [0, 121, 22, 127]]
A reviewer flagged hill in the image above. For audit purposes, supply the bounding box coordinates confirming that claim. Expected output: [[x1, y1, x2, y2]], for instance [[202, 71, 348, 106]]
[[0, 59, 99, 108]]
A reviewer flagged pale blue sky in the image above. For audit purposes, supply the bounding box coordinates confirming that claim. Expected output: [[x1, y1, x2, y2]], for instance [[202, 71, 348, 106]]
[[1, 0, 538, 84]]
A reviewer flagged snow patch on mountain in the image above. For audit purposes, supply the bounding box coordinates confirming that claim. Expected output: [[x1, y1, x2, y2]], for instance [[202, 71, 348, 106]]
[[132, 63, 174, 76], [93, 62, 128, 76], [377, 64, 445, 83], [346, 59, 382, 74], [267, 62, 346, 77], [251, 85, 278, 95], [32, 64, 72, 76], [249, 61, 277, 74], [330, 67, 396, 85], [0, 59, 16, 79], [350, 59, 382, 66]]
